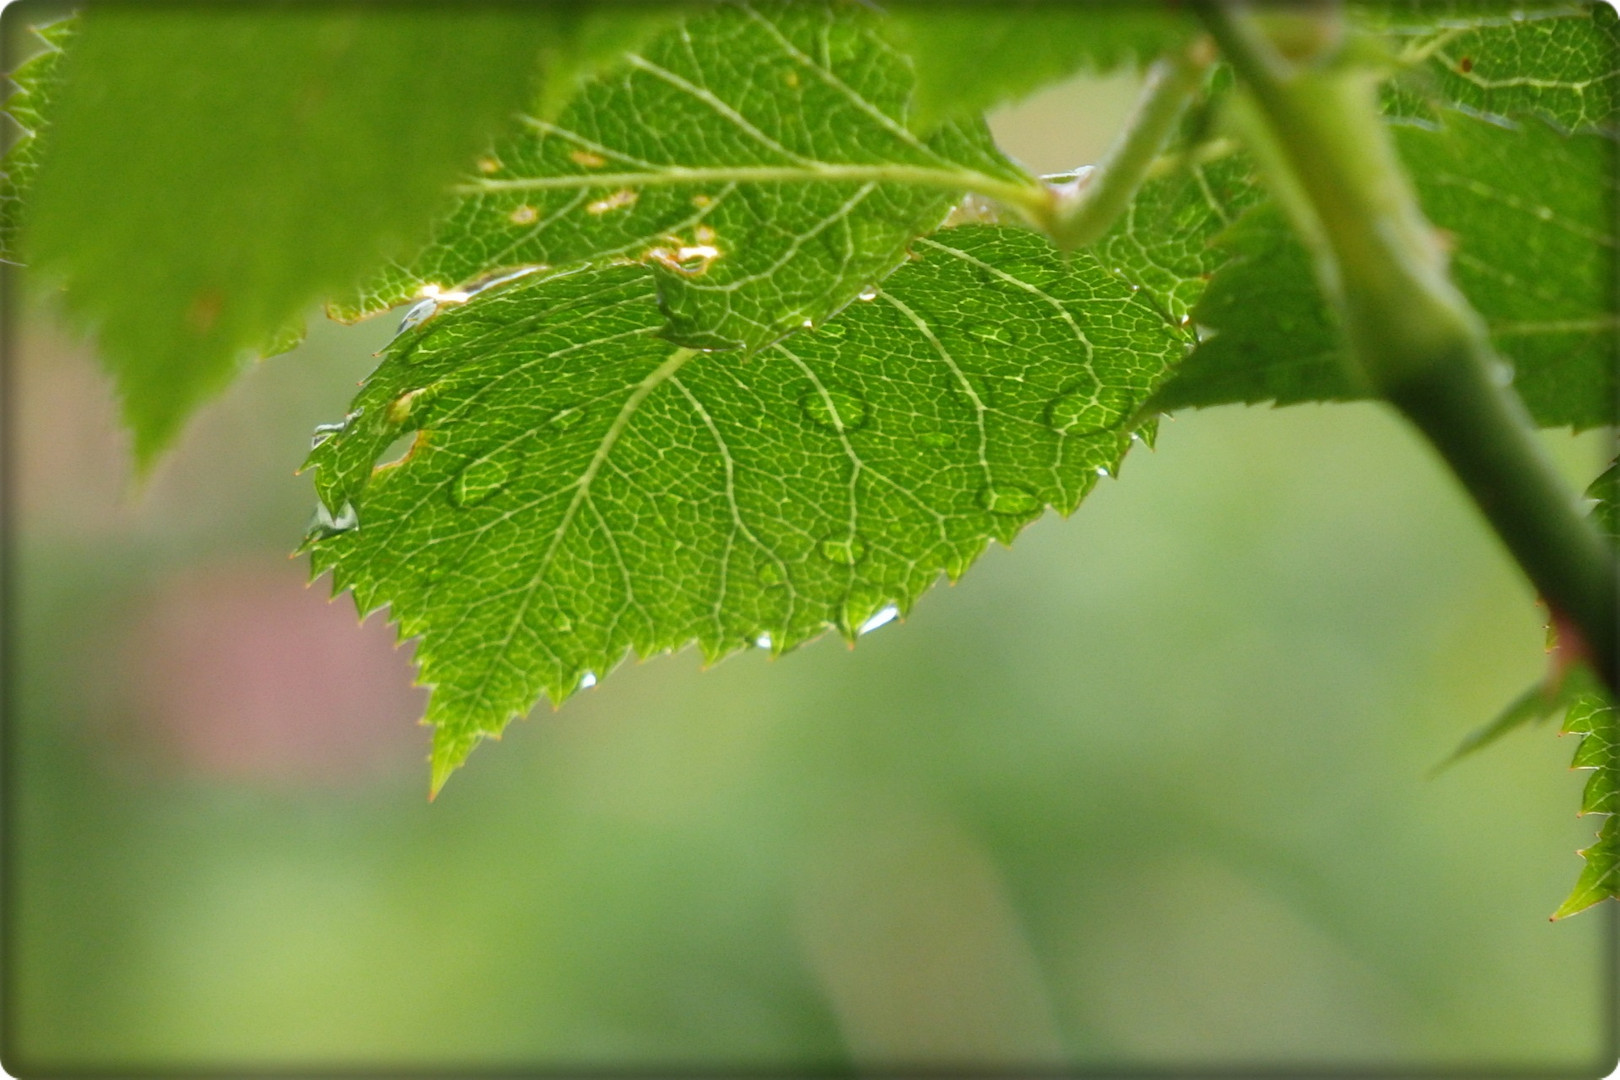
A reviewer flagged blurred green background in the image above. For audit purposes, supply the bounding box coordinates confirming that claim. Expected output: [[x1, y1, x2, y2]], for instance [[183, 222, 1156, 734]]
[[7, 68, 1614, 1074]]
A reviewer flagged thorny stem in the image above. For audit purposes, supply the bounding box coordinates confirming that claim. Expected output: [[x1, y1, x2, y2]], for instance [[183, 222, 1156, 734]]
[[1041, 39, 1217, 251], [1198, 2, 1618, 693]]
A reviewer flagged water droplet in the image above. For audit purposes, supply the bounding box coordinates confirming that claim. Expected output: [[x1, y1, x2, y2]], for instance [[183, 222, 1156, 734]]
[[918, 431, 954, 448], [1096, 466, 1111, 478], [857, 604, 900, 635], [307, 500, 359, 540], [857, 285, 878, 301], [801, 318, 815, 329], [755, 633, 773, 649], [800, 388, 870, 433], [978, 485, 1041, 516], [549, 405, 585, 430], [756, 562, 787, 587], [819, 534, 867, 565], [551, 612, 573, 633], [452, 451, 516, 508], [310, 420, 347, 449], [966, 324, 1017, 346], [578, 671, 597, 689], [1046, 384, 1137, 437], [395, 297, 438, 337]]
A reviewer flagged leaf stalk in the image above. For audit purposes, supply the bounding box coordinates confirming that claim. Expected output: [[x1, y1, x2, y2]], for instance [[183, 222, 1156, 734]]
[[1042, 39, 1217, 251], [1199, 1, 1618, 693]]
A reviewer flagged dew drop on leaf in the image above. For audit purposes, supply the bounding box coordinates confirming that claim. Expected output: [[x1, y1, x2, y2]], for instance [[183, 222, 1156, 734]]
[[800, 388, 870, 433], [978, 484, 1041, 516], [310, 420, 347, 450], [308, 500, 360, 540], [857, 285, 878, 301], [1046, 384, 1136, 436], [819, 534, 868, 565], [549, 405, 586, 430], [452, 452, 516, 508]]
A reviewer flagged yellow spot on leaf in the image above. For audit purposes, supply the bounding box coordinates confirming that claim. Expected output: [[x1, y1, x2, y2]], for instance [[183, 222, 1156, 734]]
[[476, 157, 500, 174], [691, 193, 713, 209], [509, 204, 539, 225], [569, 149, 607, 168]]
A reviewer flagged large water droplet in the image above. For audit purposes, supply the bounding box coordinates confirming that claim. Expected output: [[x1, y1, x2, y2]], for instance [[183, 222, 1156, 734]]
[[307, 500, 360, 540], [978, 485, 1041, 516], [1046, 384, 1136, 437], [800, 388, 870, 433], [452, 451, 516, 508], [819, 534, 867, 565], [578, 671, 597, 690], [549, 405, 586, 430]]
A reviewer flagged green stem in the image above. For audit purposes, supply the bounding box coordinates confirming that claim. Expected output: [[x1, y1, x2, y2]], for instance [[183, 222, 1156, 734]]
[[1044, 40, 1215, 251], [1198, 2, 1618, 692]]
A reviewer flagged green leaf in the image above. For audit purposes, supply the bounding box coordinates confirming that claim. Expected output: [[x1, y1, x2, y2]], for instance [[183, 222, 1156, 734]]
[[1152, 111, 1618, 429], [0, 15, 75, 264], [878, 3, 1197, 132], [303, 226, 1193, 791], [332, 1, 1040, 354], [1587, 459, 1619, 541], [24, 7, 562, 468], [1432, 675, 1581, 774], [1553, 815, 1620, 920], [1369, 2, 1620, 133], [1555, 692, 1619, 918]]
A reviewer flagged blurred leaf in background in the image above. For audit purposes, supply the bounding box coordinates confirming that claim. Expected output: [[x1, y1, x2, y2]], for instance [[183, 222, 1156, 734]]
[[16, 4, 677, 468]]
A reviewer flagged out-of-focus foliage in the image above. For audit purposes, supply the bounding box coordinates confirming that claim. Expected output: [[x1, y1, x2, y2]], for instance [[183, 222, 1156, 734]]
[[18, 7, 584, 467], [879, 3, 1196, 131]]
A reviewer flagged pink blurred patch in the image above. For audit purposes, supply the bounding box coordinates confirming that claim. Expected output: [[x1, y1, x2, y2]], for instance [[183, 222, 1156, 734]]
[[121, 559, 428, 784]]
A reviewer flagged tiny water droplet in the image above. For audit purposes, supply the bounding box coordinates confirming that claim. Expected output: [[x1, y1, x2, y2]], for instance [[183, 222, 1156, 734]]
[[452, 452, 515, 508], [310, 420, 347, 449], [307, 500, 360, 539], [819, 534, 867, 565], [551, 612, 573, 633], [966, 324, 1016, 345], [756, 562, 787, 587], [395, 297, 438, 338], [857, 285, 878, 301], [978, 485, 1041, 516], [800, 388, 870, 433], [857, 604, 899, 635], [1047, 385, 1136, 436], [1096, 466, 1111, 478], [918, 431, 954, 448], [549, 406, 585, 430], [755, 633, 773, 649], [579, 672, 597, 689]]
